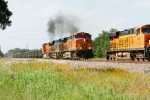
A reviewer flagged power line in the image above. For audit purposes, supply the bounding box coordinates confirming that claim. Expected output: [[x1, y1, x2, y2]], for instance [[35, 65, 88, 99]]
[[0, 35, 46, 40]]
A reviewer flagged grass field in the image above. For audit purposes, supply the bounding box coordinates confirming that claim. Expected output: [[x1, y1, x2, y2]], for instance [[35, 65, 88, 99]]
[[0, 59, 150, 100]]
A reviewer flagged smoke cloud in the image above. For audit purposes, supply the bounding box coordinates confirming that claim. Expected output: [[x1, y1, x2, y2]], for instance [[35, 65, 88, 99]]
[[47, 13, 79, 39]]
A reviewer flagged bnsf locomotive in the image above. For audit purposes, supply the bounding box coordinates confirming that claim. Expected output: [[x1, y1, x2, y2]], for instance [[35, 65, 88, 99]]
[[106, 24, 150, 61], [13, 32, 94, 60]]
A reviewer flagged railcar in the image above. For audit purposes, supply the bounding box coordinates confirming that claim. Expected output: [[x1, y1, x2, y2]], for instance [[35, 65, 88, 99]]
[[12, 49, 42, 59], [34, 50, 38, 58], [37, 49, 42, 58], [22, 52, 27, 58], [106, 24, 150, 61], [30, 51, 34, 58]]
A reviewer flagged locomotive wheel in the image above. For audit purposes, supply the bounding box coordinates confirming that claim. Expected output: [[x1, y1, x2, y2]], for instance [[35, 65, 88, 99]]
[[131, 53, 136, 61], [109, 57, 112, 60], [84, 58, 88, 60], [130, 53, 135, 60], [78, 58, 81, 60], [58, 52, 62, 59], [144, 58, 148, 61], [139, 58, 143, 61], [106, 55, 109, 60], [134, 58, 138, 61], [113, 57, 116, 60]]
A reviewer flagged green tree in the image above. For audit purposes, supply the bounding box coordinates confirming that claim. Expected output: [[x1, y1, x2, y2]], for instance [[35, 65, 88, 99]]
[[0, 0, 12, 30], [5, 48, 30, 57], [0, 50, 4, 57], [93, 28, 117, 58]]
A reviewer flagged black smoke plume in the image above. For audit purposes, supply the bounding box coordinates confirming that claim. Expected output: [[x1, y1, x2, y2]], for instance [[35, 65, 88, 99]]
[[47, 14, 79, 39]]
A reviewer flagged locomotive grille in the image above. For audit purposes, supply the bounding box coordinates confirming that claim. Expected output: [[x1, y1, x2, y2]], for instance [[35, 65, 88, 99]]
[[81, 42, 87, 50]]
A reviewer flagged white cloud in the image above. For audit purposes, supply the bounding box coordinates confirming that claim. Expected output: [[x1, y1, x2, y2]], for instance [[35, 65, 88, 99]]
[[131, 0, 150, 9]]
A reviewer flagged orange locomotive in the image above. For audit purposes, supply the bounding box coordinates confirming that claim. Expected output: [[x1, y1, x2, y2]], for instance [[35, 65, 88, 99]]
[[106, 24, 150, 61], [42, 32, 94, 59]]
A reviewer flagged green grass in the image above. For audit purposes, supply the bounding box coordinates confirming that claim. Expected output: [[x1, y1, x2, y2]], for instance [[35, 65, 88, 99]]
[[0, 61, 149, 100]]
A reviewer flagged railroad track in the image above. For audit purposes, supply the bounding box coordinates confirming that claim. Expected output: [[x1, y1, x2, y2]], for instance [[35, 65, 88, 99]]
[[11, 58, 150, 64], [88, 59, 150, 64]]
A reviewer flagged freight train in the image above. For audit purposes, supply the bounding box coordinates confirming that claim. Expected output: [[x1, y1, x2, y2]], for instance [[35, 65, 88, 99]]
[[13, 24, 150, 62], [13, 32, 94, 60], [106, 24, 150, 61]]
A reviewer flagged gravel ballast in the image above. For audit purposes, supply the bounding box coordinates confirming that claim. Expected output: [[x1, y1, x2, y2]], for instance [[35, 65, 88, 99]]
[[37, 59, 150, 74]]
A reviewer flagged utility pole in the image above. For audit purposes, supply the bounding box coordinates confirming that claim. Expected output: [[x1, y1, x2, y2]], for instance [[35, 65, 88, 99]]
[[26, 45, 28, 50]]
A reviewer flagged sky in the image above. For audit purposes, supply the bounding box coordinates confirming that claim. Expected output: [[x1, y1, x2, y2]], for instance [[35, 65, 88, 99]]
[[0, 0, 150, 53]]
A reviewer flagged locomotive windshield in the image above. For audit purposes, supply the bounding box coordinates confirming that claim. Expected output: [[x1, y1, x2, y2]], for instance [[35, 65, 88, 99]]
[[75, 35, 83, 39], [84, 35, 91, 39], [58, 39, 63, 43], [142, 28, 150, 34]]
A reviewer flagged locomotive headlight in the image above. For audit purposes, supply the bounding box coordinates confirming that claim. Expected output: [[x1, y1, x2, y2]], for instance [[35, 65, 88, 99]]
[[89, 47, 92, 49], [149, 40, 150, 44], [84, 39, 85, 42]]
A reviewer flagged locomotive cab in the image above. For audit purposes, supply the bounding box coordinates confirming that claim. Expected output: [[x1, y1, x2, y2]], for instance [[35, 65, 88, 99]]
[[141, 25, 150, 34], [73, 32, 93, 58], [73, 32, 92, 50], [141, 25, 150, 46]]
